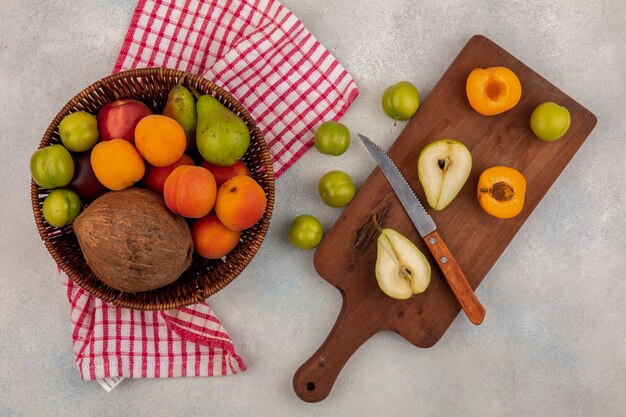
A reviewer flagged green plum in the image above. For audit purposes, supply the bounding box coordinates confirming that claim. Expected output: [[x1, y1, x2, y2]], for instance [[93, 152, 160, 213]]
[[30, 144, 75, 188], [318, 170, 356, 208], [288, 215, 324, 249], [530, 102, 571, 142], [314, 121, 350, 155], [59, 111, 99, 152], [42, 189, 83, 227], [381, 81, 420, 121]]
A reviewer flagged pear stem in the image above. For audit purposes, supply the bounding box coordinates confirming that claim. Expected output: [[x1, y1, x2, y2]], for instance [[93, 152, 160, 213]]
[[177, 74, 188, 86], [188, 85, 202, 100], [371, 215, 383, 234]]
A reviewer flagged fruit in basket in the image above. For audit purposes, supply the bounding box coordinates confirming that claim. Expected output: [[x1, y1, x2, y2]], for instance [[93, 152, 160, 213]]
[[97, 99, 153, 143], [163, 84, 197, 150], [90, 138, 145, 190], [288, 214, 324, 249], [192, 213, 241, 259], [215, 175, 266, 231], [143, 154, 195, 194], [42, 189, 82, 227], [196, 94, 250, 166], [477, 166, 526, 219], [73, 188, 193, 293], [375, 224, 431, 299], [317, 170, 356, 208], [466, 67, 521, 115], [59, 111, 99, 152], [200, 160, 250, 187], [68, 151, 108, 202], [163, 165, 217, 218], [381, 81, 420, 121], [30, 144, 75, 189], [134, 115, 187, 167], [314, 121, 351, 155], [530, 102, 571, 141], [417, 139, 472, 211]]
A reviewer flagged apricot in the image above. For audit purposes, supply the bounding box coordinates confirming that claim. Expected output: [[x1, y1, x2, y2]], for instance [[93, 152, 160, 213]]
[[135, 115, 187, 167], [192, 213, 241, 259], [215, 175, 266, 231], [477, 166, 526, 219], [163, 165, 216, 218], [91, 139, 145, 190], [466, 67, 521, 115]]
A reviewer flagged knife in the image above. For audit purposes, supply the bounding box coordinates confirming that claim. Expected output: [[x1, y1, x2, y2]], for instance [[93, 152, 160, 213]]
[[358, 133, 486, 325]]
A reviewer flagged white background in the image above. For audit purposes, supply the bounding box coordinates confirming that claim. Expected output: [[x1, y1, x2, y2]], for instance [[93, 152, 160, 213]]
[[0, 0, 624, 415]]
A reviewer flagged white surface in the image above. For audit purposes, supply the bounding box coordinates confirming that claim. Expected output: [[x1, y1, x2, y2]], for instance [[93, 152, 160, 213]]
[[1, 0, 625, 416]]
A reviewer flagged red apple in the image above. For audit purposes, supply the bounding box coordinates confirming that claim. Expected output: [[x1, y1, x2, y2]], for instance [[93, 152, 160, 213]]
[[200, 160, 250, 187], [97, 99, 153, 143], [143, 154, 195, 193], [68, 151, 108, 202]]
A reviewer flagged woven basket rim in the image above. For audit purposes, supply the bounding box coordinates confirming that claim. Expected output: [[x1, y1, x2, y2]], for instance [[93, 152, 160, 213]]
[[31, 67, 275, 310]]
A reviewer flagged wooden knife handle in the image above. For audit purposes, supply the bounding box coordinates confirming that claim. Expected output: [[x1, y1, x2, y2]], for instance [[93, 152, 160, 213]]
[[424, 230, 486, 325]]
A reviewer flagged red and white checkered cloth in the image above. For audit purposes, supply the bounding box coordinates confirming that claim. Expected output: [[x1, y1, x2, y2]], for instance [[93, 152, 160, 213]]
[[65, 0, 358, 382]]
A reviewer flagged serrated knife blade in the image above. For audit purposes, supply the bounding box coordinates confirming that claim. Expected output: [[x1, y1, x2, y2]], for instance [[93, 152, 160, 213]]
[[358, 133, 486, 325], [358, 134, 436, 237]]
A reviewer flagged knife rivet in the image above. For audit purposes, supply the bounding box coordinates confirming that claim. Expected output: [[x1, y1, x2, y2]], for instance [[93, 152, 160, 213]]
[[429, 237, 436, 244], [441, 256, 448, 264]]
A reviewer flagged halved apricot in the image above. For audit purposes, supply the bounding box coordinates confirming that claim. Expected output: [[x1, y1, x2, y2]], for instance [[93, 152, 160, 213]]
[[466, 67, 522, 116], [477, 166, 526, 219]]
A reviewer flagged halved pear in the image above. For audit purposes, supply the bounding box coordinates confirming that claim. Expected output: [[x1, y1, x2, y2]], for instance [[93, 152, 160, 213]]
[[375, 228, 431, 299], [417, 139, 472, 211]]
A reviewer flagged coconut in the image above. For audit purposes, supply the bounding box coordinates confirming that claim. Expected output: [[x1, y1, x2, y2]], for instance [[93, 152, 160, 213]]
[[73, 188, 193, 293]]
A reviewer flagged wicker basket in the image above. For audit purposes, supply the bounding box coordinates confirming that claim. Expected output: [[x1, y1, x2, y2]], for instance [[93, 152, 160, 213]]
[[31, 68, 275, 310]]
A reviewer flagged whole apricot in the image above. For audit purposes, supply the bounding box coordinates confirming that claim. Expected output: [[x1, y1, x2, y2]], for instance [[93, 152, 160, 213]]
[[91, 139, 145, 190], [163, 165, 216, 218], [215, 175, 266, 231], [192, 213, 241, 259], [135, 115, 187, 167]]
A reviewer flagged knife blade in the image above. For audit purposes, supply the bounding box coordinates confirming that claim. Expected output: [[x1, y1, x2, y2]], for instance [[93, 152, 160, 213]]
[[358, 133, 485, 325]]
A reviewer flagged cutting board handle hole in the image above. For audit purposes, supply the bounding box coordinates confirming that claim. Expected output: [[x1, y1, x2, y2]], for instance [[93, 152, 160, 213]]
[[306, 382, 316, 391]]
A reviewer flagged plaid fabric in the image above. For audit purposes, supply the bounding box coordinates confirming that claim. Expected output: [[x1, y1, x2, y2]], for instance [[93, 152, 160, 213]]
[[65, 0, 358, 381], [113, 0, 359, 177], [67, 277, 245, 379]]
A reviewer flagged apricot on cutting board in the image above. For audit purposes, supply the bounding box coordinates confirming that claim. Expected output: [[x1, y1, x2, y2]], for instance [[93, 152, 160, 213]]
[[477, 166, 526, 219], [466, 67, 521, 115]]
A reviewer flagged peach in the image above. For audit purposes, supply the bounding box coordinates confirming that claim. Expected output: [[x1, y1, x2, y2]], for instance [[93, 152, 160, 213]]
[[200, 160, 250, 187], [163, 165, 216, 218], [98, 99, 153, 143], [143, 154, 195, 194], [215, 175, 266, 231], [192, 213, 241, 259]]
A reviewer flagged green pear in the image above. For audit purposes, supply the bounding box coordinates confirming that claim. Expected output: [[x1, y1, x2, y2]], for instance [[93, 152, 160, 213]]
[[417, 139, 472, 211], [376, 227, 431, 299], [162, 85, 197, 150], [196, 95, 250, 166]]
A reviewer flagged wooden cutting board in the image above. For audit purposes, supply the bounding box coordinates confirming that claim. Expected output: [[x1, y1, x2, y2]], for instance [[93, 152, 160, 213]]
[[292, 35, 596, 402]]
